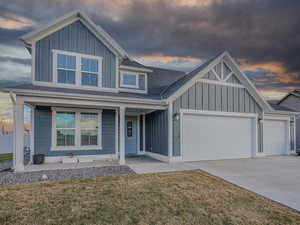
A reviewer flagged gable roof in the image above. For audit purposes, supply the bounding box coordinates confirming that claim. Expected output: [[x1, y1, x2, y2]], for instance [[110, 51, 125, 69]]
[[21, 10, 129, 59], [278, 89, 300, 104], [162, 51, 273, 112]]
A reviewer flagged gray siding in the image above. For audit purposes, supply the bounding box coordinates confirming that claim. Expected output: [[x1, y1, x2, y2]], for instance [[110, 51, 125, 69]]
[[146, 110, 168, 156], [34, 106, 116, 156], [297, 118, 300, 150], [172, 83, 262, 156], [35, 21, 116, 88]]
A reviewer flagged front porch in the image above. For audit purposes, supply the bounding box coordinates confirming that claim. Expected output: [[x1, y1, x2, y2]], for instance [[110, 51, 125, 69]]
[[12, 93, 169, 172]]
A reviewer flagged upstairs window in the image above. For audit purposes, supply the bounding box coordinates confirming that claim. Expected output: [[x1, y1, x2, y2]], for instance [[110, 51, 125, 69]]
[[53, 50, 102, 88], [57, 54, 76, 84], [120, 72, 139, 88]]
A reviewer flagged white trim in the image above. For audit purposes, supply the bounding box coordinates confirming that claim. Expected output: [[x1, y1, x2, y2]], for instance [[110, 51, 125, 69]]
[[115, 109, 119, 157], [119, 65, 153, 73], [293, 116, 296, 152], [169, 156, 183, 162], [179, 109, 258, 160], [145, 151, 169, 162], [51, 107, 103, 151], [180, 109, 257, 119], [116, 57, 119, 89], [30, 105, 35, 163], [211, 68, 221, 81], [137, 115, 141, 154], [168, 103, 173, 158], [119, 106, 126, 165], [118, 88, 147, 94], [198, 79, 245, 88], [52, 49, 103, 88], [31, 40, 36, 82], [44, 154, 117, 163], [264, 115, 290, 121], [33, 80, 117, 93], [18, 95, 167, 111], [8, 88, 165, 106], [120, 71, 139, 89], [142, 113, 146, 152]]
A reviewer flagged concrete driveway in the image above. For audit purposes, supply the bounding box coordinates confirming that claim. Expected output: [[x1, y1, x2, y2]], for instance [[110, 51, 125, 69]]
[[128, 155, 300, 211]]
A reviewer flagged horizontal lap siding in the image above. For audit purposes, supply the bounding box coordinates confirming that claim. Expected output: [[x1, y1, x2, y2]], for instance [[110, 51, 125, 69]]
[[146, 110, 168, 156], [34, 106, 115, 156], [35, 21, 116, 88], [172, 83, 262, 156]]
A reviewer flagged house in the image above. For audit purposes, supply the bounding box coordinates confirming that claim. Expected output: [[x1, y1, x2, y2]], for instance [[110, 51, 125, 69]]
[[277, 90, 300, 153], [1, 10, 298, 172]]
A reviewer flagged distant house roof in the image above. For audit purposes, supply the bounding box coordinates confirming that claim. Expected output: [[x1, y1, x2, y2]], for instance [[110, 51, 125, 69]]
[[268, 101, 296, 112]]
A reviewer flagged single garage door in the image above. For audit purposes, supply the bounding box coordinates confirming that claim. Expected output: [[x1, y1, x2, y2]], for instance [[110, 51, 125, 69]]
[[263, 118, 289, 156], [182, 112, 256, 161]]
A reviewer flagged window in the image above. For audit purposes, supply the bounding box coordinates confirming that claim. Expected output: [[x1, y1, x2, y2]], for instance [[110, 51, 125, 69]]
[[56, 112, 75, 146], [127, 121, 133, 137], [52, 108, 102, 150], [57, 54, 76, 84], [120, 72, 139, 88], [53, 50, 102, 88], [81, 58, 98, 86], [80, 113, 98, 146]]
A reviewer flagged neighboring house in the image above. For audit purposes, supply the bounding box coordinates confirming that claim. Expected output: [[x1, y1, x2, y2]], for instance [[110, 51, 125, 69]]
[[0, 128, 30, 154], [278, 90, 300, 153], [1, 10, 298, 172]]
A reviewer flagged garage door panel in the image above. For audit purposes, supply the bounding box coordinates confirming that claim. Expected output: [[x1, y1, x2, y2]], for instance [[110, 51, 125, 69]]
[[263, 119, 288, 156], [182, 114, 254, 161]]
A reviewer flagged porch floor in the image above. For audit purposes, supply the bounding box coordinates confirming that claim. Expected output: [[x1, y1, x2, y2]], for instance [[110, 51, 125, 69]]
[[24, 155, 162, 172]]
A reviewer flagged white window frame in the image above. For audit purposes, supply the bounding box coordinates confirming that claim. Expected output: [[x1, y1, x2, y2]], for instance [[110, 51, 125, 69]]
[[51, 107, 102, 151], [120, 71, 139, 88], [53, 49, 103, 88]]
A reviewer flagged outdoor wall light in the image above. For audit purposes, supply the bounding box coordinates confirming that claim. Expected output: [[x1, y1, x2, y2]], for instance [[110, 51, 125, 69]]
[[173, 113, 180, 121]]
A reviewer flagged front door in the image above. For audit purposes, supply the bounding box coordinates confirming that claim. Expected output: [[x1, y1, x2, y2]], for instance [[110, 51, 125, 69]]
[[125, 116, 137, 154]]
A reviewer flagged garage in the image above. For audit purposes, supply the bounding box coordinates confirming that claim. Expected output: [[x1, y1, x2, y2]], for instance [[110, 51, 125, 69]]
[[181, 111, 257, 161], [263, 116, 289, 156]]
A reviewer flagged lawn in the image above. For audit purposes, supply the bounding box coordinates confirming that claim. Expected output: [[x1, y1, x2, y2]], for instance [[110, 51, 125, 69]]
[[0, 153, 12, 163], [0, 171, 299, 225]]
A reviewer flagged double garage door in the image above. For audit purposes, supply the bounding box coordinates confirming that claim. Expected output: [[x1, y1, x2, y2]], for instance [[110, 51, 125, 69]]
[[181, 111, 289, 161]]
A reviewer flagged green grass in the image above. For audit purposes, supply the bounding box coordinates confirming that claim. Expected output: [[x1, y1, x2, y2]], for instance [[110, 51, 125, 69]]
[[0, 153, 12, 163], [0, 170, 299, 225]]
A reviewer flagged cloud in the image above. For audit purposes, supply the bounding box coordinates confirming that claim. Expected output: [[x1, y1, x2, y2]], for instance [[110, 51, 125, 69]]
[[0, 0, 299, 100]]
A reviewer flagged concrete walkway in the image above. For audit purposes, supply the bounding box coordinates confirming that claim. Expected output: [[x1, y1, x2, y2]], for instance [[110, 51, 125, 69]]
[[128, 156, 300, 212]]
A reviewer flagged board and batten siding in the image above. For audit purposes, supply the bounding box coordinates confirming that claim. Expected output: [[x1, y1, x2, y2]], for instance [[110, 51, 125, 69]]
[[172, 82, 262, 156], [146, 110, 168, 156], [34, 106, 116, 156], [35, 20, 116, 88]]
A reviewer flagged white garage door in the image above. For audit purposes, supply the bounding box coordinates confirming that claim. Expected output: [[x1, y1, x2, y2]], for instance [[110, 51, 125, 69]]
[[263, 118, 289, 156], [182, 112, 256, 161]]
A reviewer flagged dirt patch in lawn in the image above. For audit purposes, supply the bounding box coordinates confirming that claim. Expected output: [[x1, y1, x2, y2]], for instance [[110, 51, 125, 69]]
[[0, 170, 299, 225]]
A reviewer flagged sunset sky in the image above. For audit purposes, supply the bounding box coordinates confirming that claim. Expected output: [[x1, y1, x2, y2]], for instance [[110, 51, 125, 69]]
[[0, 0, 300, 123]]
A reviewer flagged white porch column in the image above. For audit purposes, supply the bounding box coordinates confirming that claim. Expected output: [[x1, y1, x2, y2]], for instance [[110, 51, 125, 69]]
[[13, 99, 25, 172], [119, 106, 126, 165], [143, 113, 146, 151]]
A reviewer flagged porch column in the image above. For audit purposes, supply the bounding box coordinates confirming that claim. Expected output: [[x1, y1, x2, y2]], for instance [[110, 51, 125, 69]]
[[13, 99, 25, 172], [119, 106, 126, 165], [143, 113, 146, 151]]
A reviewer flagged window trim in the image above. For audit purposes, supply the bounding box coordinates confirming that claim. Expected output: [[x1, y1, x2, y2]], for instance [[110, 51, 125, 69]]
[[51, 107, 102, 151], [120, 71, 139, 88], [53, 49, 103, 88]]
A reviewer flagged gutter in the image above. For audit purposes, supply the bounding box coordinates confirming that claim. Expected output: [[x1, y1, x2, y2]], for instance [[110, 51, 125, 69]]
[[3, 88, 168, 106]]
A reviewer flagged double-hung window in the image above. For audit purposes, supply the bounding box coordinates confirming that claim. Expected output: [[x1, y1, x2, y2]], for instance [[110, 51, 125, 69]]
[[53, 50, 102, 88], [52, 108, 102, 150], [120, 72, 139, 88]]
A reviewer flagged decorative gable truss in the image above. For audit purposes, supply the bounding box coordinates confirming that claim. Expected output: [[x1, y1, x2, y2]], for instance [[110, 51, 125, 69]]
[[200, 60, 242, 87]]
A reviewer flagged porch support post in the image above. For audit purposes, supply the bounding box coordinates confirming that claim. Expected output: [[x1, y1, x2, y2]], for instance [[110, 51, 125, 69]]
[[30, 105, 35, 164], [119, 106, 126, 165], [168, 103, 173, 160], [143, 113, 146, 151], [13, 99, 25, 172]]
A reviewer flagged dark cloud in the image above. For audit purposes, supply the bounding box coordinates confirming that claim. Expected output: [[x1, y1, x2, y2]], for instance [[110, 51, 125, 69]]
[[0, 56, 31, 66], [0, 0, 300, 98]]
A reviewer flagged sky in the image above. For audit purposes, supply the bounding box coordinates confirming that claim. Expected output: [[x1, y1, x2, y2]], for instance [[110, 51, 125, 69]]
[[0, 0, 300, 125]]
